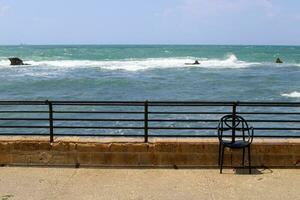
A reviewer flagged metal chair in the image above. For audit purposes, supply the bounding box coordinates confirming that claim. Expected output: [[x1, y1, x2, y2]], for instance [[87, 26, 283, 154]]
[[217, 114, 254, 174]]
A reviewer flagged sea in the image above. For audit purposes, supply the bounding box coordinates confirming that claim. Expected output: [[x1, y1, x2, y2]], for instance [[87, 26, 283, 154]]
[[0, 45, 300, 101], [0, 45, 300, 136]]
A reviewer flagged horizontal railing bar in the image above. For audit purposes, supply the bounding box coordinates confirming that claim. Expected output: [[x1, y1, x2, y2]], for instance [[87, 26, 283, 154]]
[[54, 118, 143, 121], [0, 126, 49, 128], [247, 120, 300, 123], [0, 101, 47, 105], [53, 111, 144, 114], [149, 111, 300, 115], [52, 101, 145, 104], [0, 133, 299, 138], [0, 111, 300, 115], [53, 134, 217, 137], [1, 100, 300, 105], [53, 134, 145, 137], [52, 103, 144, 106], [0, 111, 48, 113], [0, 118, 143, 121], [53, 126, 144, 129], [149, 104, 234, 107], [0, 125, 300, 131], [51, 101, 232, 104], [2, 118, 300, 123], [149, 127, 300, 130], [148, 127, 217, 130], [0, 118, 49, 121], [147, 135, 300, 138], [56, 119, 212, 122], [0, 126, 144, 129], [252, 128, 300, 130], [0, 103, 46, 106], [0, 133, 145, 137], [238, 103, 300, 106], [237, 112, 300, 115], [0, 133, 50, 136], [150, 103, 300, 107], [148, 101, 300, 105], [237, 105, 300, 107], [149, 119, 300, 123], [148, 112, 231, 114]]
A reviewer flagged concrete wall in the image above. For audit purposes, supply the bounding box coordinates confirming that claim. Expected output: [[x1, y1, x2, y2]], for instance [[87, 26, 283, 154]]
[[0, 138, 299, 167]]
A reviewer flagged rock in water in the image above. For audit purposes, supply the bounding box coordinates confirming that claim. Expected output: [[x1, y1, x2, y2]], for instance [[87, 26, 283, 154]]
[[8, 57, 24, 65], [275, 58, 283, 64]]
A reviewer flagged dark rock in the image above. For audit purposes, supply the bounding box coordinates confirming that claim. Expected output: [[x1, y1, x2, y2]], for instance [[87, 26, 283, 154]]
[[276, 58, 283, 64], [8, 57, 30, 65], [8, 57, 24, 65], [194, 60, 200, 64], [185, 60, 200, 65]]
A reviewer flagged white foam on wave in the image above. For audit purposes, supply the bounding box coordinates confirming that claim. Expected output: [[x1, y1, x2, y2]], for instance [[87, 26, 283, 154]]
[[0, 59, 10, 66], [0, 54, 259, 72], [196, 54, 258, 68], [281, 91, 300, 98]]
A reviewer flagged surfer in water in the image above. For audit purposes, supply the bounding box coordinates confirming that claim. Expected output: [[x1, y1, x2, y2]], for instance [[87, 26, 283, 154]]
[[185, 60, 200, 65]]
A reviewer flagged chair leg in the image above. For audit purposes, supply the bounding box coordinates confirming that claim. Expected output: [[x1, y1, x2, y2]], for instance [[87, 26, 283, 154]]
[[220, 145, 225, 174], [248, 145, 251, 174], [242, 147, 245, 167], [218, 143, 221, 166]]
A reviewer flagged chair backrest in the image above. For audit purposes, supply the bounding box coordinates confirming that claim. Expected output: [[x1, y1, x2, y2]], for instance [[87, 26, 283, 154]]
[[217, 114, 253, 143]]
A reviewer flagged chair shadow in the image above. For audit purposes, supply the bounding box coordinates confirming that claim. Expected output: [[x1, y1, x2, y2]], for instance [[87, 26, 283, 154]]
[[234, 166, 273, 175]]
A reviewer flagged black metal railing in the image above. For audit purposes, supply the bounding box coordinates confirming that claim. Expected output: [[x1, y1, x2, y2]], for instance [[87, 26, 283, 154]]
[[0, 100, 300, 142]]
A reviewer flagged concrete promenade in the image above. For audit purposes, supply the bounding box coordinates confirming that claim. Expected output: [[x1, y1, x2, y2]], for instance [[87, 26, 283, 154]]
[[0, 167, 299, 200]]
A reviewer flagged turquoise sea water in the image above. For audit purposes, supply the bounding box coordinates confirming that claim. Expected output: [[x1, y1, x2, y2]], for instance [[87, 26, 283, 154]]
[[0, 45, 300, 136], [0, 45, 300, 101]]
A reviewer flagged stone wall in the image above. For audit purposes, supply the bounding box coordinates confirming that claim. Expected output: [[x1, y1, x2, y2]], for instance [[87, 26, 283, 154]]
[[0, 138, 299, 167]]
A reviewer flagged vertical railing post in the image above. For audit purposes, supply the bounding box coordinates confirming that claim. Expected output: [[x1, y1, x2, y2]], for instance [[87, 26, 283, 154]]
[[232, 102, 237, 143], [144, 100, 149, 143], [46, 100, 54, 143]]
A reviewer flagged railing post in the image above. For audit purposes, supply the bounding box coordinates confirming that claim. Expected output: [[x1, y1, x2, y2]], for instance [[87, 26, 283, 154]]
[[232, 102, 237, 143], [144, 100, 149, 143], [46, 100, 54, 143]]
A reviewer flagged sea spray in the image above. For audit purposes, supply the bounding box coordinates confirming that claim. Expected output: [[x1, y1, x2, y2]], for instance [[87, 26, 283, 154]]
[[281, 91, 300, 98]]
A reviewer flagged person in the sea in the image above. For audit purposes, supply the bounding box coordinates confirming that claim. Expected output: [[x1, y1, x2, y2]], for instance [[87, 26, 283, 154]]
[[276, 58, 283, 63]]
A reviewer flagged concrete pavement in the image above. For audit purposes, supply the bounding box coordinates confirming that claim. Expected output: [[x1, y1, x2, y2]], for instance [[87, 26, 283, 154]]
[[0, 167, 299, 200]]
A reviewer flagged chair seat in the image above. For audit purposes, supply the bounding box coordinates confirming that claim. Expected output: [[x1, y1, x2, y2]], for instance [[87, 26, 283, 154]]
[[221, 140, 250, 148]]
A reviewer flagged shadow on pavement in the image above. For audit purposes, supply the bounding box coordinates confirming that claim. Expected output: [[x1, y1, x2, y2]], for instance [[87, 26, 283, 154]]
[[234, 167, 273, 175]]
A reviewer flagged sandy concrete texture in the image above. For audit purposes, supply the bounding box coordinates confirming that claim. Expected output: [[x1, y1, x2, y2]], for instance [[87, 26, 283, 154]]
[[0, 167, 299, 200]]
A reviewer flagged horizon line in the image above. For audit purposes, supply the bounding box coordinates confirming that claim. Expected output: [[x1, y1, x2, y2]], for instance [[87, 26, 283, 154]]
[[0, 43, 300, 47]]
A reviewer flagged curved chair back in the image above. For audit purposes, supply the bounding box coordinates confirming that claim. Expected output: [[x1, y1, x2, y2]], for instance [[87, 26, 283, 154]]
[[217, 114, 253, 143]]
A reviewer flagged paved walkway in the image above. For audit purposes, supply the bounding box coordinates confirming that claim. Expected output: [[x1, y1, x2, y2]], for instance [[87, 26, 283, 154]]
[[0, 167, 299, 200]]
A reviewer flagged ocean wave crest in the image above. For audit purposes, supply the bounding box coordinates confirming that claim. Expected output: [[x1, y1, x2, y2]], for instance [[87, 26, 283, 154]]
[[281, 91, 300, 98], [0, 54, 259, 71]]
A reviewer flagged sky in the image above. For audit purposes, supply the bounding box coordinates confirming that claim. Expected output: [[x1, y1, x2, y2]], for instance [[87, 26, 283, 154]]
[[0, 0, 300, 45]]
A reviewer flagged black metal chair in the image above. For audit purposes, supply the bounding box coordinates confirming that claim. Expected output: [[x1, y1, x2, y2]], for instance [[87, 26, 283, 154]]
[[217, 114, 254, 174]]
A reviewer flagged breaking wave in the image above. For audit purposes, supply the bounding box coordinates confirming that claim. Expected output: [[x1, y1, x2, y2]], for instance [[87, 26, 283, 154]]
[[0, 54, 259, 72], [281, 91, 300, 98]]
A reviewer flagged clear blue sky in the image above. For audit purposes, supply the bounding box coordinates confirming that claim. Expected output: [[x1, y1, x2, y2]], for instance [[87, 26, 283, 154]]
[[0, 0, 300, 45]]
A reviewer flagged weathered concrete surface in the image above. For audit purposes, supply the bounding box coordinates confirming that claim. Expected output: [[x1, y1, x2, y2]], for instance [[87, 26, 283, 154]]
[[1, 138, 300, 167], [0, 167, 299, 200]]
